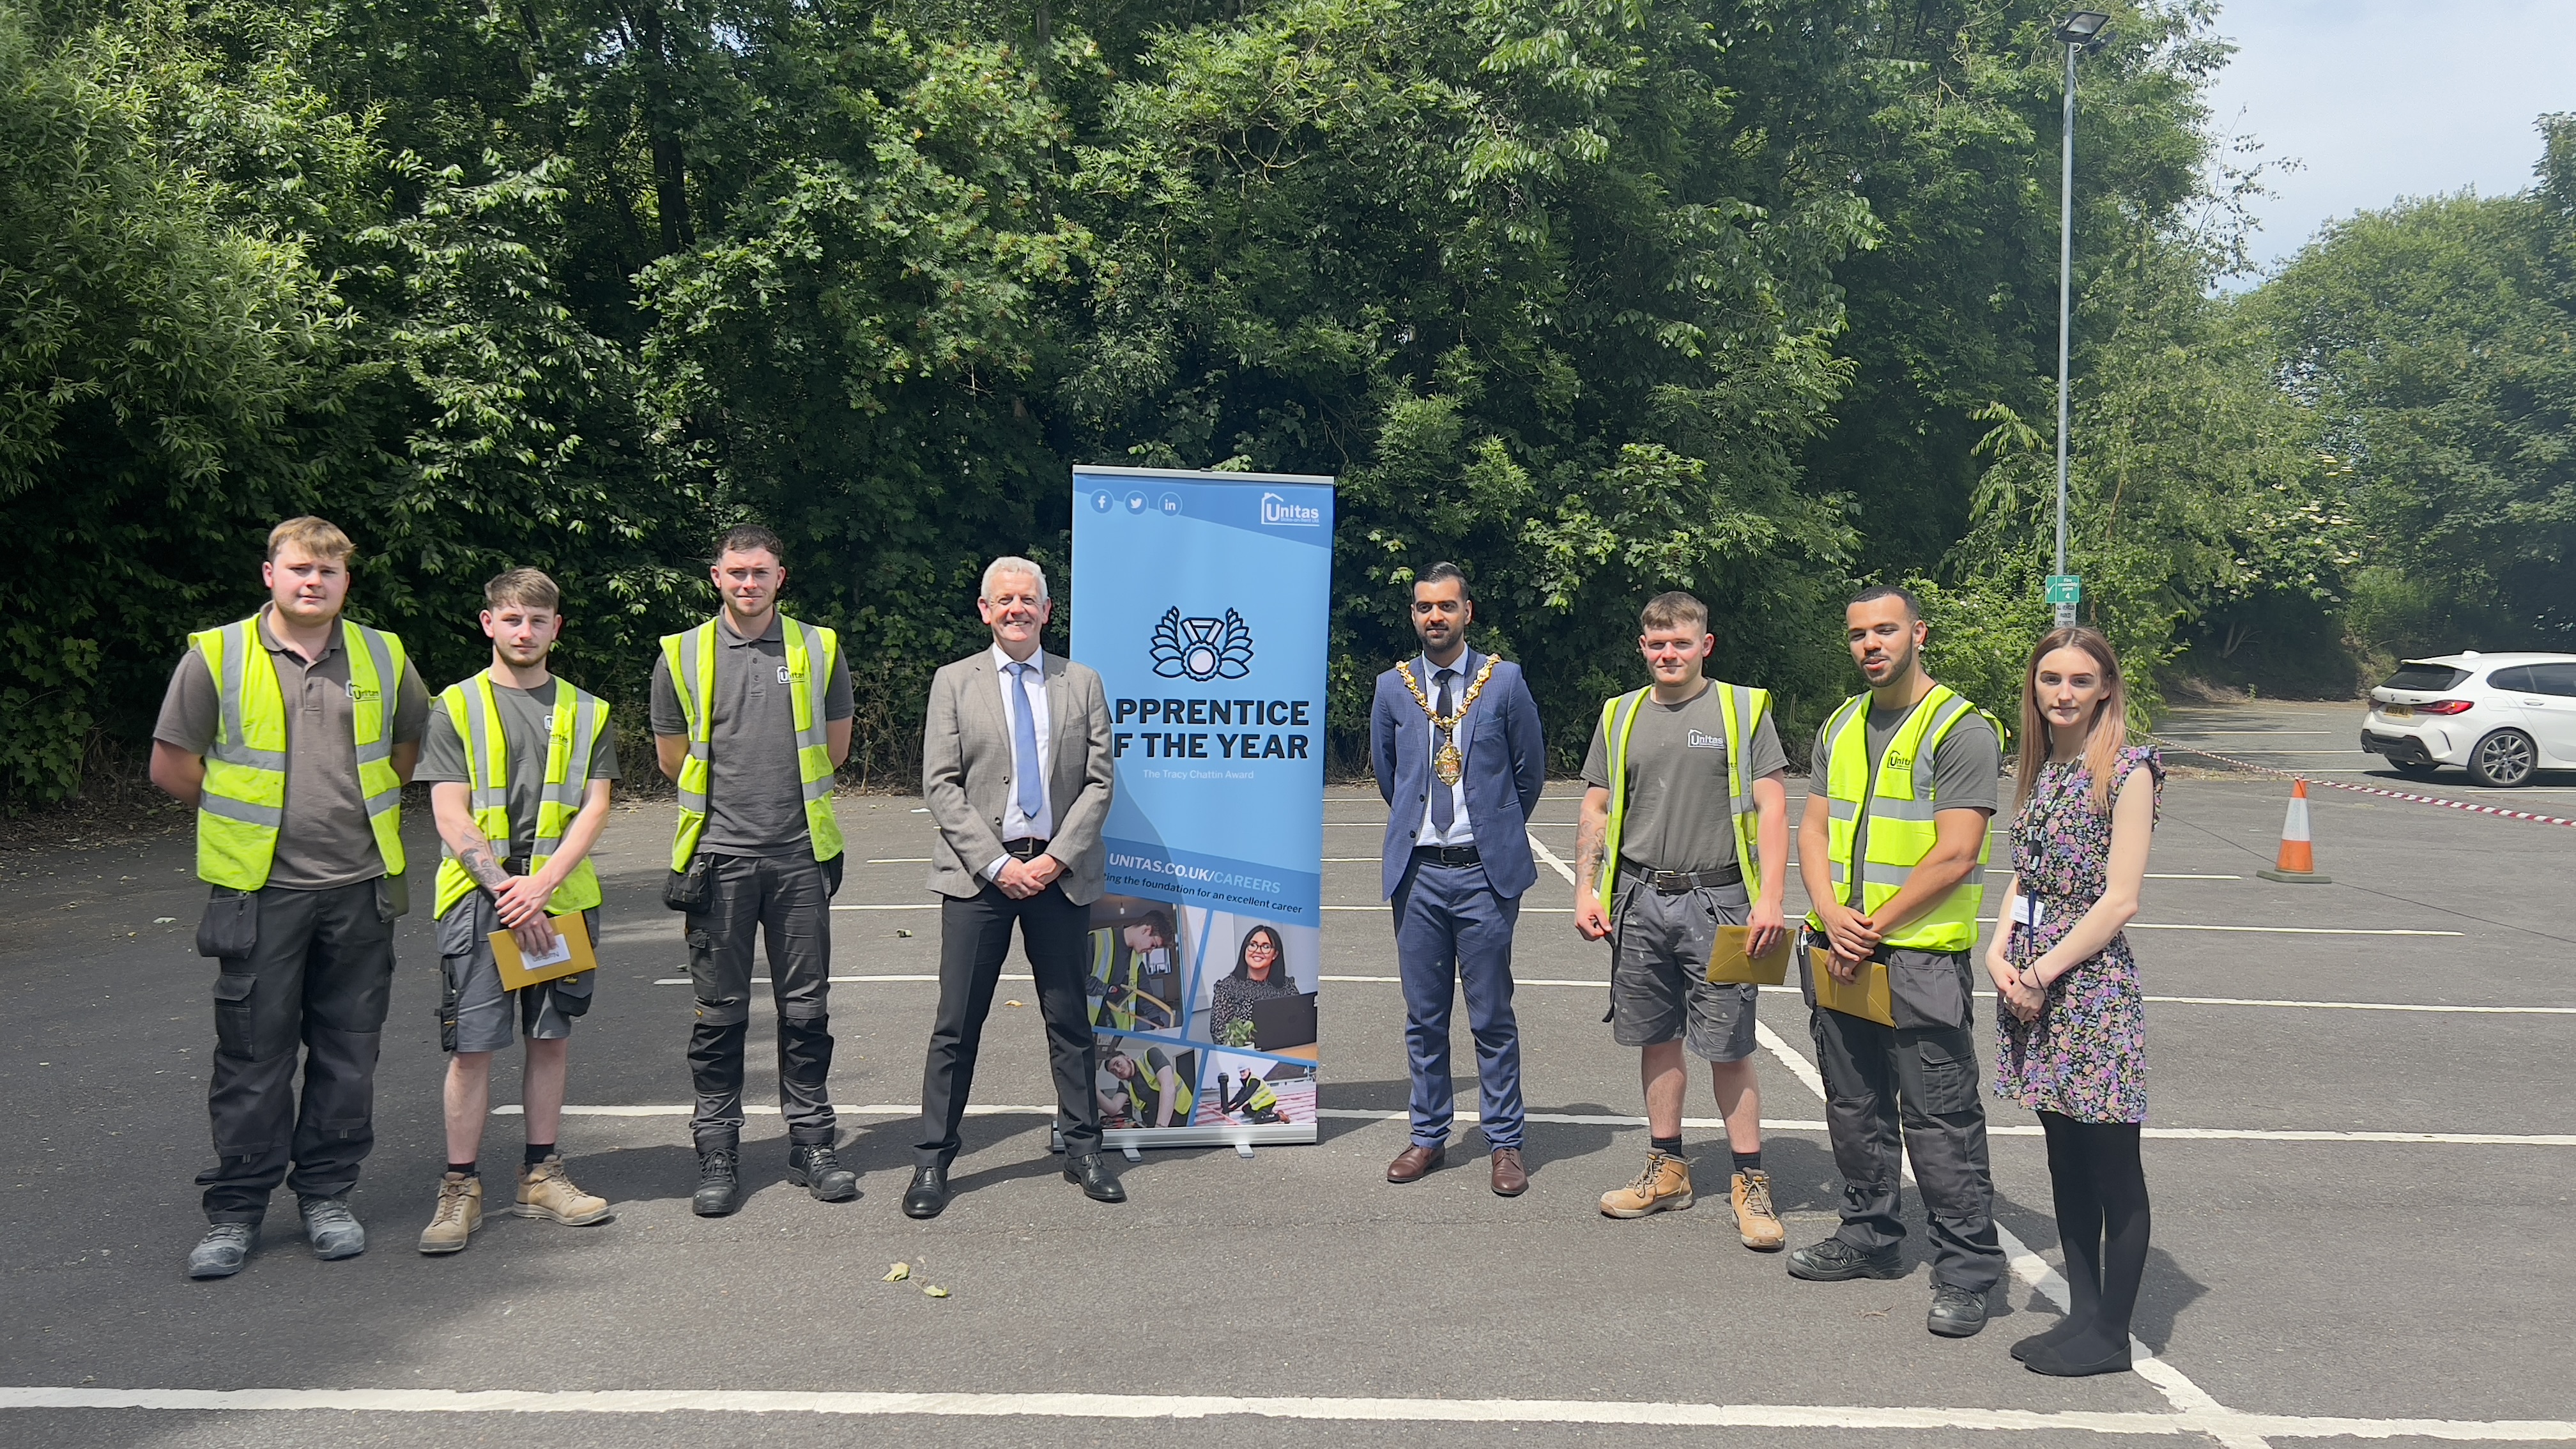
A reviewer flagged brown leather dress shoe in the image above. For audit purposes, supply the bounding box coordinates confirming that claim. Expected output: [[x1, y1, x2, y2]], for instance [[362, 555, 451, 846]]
[[1490, 1147, 1528, 1197], [1386, 1144, 1445, 1183]]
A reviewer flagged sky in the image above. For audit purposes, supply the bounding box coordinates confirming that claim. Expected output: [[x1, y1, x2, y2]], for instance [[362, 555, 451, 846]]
[[2198, 0, 2576, 288]]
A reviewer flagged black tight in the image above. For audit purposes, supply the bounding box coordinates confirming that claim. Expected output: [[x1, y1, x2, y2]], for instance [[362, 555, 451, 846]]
[[2039, 1112, 2151, 1356]]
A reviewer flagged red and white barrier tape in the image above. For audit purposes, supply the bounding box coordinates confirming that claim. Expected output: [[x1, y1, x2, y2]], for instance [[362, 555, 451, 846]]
[[2145, 733, 2576, 829]]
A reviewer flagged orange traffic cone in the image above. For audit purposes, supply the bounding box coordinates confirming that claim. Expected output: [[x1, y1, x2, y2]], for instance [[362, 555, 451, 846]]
[[2256, 778, 2332, 884]]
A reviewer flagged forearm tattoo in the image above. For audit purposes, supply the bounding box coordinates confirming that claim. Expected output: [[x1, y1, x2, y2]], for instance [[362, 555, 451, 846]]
[[1575, 816, 1607, 893], [461, 843, 512, 894]]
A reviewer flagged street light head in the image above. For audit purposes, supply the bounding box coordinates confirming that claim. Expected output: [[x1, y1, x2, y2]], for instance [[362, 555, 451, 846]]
[[2055, 11, 2110, 45]]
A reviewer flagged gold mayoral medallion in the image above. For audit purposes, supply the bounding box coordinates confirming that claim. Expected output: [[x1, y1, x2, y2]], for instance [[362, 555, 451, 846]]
[[1402, 656, 1498, 788]]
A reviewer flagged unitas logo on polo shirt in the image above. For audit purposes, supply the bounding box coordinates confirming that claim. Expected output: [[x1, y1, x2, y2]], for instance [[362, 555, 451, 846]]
[[1685, 730, 1723, 749], [777, 664, 792, 684]]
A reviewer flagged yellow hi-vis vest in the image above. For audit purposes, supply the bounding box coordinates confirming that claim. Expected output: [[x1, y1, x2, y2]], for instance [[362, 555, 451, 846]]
[[431, 671, 610, 917], [1591, 682, 1771, 911], [187, 615, 408, 890], [660, 613, 845, 870], [1804, 683, 1994, 953]]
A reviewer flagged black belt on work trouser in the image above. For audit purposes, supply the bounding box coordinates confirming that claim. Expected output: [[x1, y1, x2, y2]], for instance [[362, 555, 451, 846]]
[[1004, 838, 1050, 861], [1626, 861, 1743, 894], [1413, 844, 1482, 868]]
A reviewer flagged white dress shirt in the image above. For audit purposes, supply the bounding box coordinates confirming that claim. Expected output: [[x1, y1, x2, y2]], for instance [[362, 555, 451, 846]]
[[984, 643, 1056, 880], [1415, 652, 1476, 847]]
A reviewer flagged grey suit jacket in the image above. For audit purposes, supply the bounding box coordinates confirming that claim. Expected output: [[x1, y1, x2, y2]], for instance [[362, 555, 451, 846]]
[[923, 650, 1116, 905]]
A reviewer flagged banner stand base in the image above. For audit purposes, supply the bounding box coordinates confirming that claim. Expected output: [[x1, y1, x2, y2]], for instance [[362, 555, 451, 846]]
[[1054, 1123, 1319, 1154]]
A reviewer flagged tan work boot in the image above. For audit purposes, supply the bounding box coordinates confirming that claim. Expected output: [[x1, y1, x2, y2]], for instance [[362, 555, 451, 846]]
[[1731, 1168, 1786, 1250], [516, 1155, 613, 1225], [418, 1172, 482, 1255], [1598, 1150, 1694, 1218]]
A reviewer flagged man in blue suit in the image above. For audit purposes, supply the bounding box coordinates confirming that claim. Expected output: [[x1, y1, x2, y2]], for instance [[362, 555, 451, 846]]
[[1370, 564, 1548, 1195]]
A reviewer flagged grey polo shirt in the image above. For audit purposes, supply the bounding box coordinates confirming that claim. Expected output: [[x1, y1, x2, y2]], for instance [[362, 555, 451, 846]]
[[416, 678, 622, 858], [154, 608, 432, 891], [649, 613, 855, 857], [1580, 682, 1790, 875], [1821, 696, 2002, 910]]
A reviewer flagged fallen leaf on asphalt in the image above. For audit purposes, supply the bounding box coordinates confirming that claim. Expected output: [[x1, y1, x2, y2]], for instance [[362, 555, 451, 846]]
[[922, 1285, 949, 1298], [1004, 1000, 1025, 1008], [883, 1262, 910, 1282], [153, 917, 176, 924], [895, 929, 914, 938]]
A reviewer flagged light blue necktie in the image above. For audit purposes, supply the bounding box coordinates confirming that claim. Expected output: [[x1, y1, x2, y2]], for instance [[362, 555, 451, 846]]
[[1009, 661, 1045, 824]]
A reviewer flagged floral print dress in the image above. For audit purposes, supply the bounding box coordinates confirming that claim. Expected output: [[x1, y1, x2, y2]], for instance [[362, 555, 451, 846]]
[[1995, 745, 2163, 1124]]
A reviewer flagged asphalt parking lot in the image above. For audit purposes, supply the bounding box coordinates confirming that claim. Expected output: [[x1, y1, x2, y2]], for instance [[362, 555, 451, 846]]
[[4, 700, 2572, 1447]]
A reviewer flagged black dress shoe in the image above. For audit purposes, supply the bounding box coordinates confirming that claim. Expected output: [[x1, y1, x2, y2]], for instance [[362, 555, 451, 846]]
[[693, 1147, 741, 1217], [787, 1144, 860, 1202], [1064, 1152, 1126, 1204], [901, 1165, 949, 1220]]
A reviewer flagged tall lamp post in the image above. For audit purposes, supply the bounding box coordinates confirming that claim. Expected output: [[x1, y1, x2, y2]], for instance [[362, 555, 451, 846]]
[[2051, 11, 2109, 629]]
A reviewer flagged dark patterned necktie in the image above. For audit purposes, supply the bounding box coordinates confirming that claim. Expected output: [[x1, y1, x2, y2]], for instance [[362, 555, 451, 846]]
[[1430, 666, 1456, 835]]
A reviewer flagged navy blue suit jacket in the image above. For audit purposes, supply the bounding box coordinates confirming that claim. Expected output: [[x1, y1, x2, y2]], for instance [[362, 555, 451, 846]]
[[1369, 648, 1547, 900]]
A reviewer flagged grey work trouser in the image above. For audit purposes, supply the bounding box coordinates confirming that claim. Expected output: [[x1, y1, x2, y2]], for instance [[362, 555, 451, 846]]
[[197, 879, 398, 1222], [684, 854, 838, 1151], [1805, 943, 2007, 1292]]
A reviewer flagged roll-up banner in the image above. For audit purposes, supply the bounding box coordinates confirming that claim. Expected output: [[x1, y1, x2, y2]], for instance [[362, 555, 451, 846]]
[[1070, 466, 1335, 1149]]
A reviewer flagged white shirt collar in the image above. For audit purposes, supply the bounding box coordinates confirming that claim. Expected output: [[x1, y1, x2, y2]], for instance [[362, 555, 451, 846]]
[[990, 641, 1046, 675]]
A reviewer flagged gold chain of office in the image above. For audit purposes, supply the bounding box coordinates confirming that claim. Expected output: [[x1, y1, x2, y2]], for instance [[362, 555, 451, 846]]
[[1399, 655, 1498, 786]]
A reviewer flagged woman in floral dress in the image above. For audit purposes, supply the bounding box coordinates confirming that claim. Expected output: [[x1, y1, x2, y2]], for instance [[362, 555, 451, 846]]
[[1985, 626, 2162, 1379]]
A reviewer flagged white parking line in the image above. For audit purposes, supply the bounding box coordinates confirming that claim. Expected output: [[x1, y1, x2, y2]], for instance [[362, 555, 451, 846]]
[[491, 1101, 2576, 1146], [6, 1386, 2573, 1440]]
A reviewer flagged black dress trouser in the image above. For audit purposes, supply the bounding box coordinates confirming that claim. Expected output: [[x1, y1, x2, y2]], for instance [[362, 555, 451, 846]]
[[199, 879, 397, 1222], [916, 880, 1101, 1169]]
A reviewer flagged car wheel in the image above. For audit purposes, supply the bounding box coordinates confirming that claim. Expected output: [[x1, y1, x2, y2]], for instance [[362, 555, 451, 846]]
[[2467, 730, 2538, 788]]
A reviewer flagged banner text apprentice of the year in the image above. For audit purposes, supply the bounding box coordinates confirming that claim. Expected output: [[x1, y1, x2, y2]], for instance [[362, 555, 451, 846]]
[[1112, 696, 1314, 760]]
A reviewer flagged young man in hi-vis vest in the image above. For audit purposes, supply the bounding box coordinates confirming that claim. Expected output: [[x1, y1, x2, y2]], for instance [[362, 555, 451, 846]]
[[651, 525, 855, 1216], [414, 568, 618, 1254], [1786, 583, 2009, 1340], [1574, 591, 1791, 1251], [151, 517, 431, 1279]]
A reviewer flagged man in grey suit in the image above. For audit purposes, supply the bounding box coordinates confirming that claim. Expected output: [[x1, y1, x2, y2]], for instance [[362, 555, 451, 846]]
[[907, 556, 1123, 1218], [1369, 563, 1547, 1195]]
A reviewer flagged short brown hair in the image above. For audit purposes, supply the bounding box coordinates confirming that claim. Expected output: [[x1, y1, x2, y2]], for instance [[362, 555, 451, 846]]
[[267, 516, 355, 563], [483, 567, 562, 614], [714, 523, 785, 565], [1639, 590, 1708, 634]]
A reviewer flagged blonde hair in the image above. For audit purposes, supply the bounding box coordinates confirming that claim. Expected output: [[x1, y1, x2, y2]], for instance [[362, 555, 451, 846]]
[[2014, 626, 2129, 815], [267, 516, 355, 563], [1639, 590, 1707, 634], [483, 567, 562, 614]]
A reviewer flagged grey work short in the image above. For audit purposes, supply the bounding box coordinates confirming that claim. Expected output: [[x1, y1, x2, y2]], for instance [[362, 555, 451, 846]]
[[1609, 875, 1758, 1062], [435, 894, 597, 1055]]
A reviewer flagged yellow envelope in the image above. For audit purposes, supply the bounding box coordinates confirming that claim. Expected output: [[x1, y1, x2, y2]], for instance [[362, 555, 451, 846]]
[[1809, 946, 1894, 1027], [490, 913, 597, 990], [1705, 924, 1792, 986]]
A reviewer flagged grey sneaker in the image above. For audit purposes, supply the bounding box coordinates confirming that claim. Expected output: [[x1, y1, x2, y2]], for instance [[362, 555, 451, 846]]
[[1786, 1236, 1904, 1282], [298, 1195, 367, 1260], [187, 1222, 259, 1279]]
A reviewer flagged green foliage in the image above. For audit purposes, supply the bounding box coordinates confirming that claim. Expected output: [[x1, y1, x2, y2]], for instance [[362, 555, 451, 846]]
[[14, 0, 2544, 805]]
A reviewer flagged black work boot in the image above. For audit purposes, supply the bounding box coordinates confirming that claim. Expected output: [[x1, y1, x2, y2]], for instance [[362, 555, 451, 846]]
[[786, 1144, 859, 1202], [1928, 1282, 1992, 1338], [1786, 1236, 1904, 1282], [693, 1146, 742, 1217]]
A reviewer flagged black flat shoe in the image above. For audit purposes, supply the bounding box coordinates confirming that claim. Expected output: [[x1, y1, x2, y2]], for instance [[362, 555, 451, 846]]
[[2025, 1336, 2135, 1377], [1064, 1152, 1126, 1204], [2011, 1317, 2089, 1363], [901, 1165, 949, 1220]]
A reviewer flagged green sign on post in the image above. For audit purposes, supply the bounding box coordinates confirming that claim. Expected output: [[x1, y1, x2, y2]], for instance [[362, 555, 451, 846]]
[[2044, 574, 2082, 605]]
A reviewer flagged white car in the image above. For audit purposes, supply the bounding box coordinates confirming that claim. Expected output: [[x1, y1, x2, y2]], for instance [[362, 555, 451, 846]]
[[2361, 652, 2576, 787]]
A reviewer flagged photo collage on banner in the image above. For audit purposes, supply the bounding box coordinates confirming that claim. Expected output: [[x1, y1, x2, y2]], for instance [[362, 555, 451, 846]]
[[1070, 467, 1335, 1147]]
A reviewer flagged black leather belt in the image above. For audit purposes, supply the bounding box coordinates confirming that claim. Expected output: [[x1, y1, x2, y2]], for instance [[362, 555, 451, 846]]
[[1629, 862, 1742, 894], [1413, 844, 1482, 868], [1004, 837, 1050, 861], [498, 855, 530, 876]]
